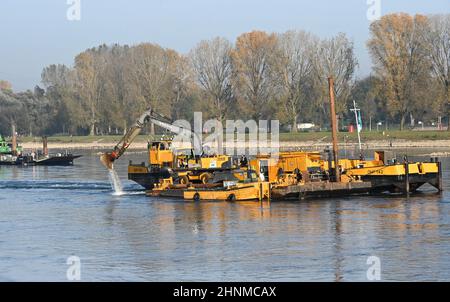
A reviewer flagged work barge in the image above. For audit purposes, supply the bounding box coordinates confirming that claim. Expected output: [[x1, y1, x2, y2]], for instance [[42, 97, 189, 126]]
[[100, 77, 444, 202], [139, 149, 443, 201]]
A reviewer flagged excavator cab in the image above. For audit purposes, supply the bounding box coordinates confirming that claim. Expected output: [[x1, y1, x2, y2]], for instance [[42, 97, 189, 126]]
[[149, 140, 174, 167]]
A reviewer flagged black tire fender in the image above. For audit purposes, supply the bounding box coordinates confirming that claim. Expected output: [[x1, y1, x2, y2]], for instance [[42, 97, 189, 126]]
[[227, 194, 236, 201]]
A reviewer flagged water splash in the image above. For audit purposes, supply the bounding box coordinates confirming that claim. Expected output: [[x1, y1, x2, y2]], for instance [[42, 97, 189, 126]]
[[108, 169, 124, 196]]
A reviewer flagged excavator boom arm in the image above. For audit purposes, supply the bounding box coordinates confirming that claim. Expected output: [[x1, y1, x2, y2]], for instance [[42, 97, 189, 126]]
[[112, 108, 152, 159], [100, 107, 199, 169]]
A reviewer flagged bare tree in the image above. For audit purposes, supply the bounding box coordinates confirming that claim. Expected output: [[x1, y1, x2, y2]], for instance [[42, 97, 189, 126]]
[[128, 43, 175, 134], [98, 44, 130, 134], [74, 50, 106, 135], [368, 13, 430, 130], [275, 30, 316, 132], [312, 33, 358, 118], [231, 31, 278, 120], [423, 14, 450, 130], [41, 64, 73, 90], [170, 51, 194, 120], [189, 37, 233, 122]]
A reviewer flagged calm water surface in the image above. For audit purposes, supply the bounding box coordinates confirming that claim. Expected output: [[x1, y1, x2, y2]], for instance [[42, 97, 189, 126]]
[[0, 149, 449, 281]]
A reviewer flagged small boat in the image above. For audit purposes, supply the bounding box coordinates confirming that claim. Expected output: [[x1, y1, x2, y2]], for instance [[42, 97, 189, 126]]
[[0, 134, 81, 166], [0, 153, 81, 166], [33, 153, 82, 166]]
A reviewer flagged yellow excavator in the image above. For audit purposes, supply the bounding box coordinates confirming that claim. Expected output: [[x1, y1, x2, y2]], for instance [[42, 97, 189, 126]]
[[100, 107, 235, 189], [100, 107, 200, 170]]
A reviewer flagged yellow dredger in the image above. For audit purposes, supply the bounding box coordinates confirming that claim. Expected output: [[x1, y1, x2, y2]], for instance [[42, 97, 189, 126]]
[[130, 145, 442, 200], [101, 128, 443, 201], [101, 87, 443, 201], [100, 106, 238, 191], [128, 139, 234, 188]]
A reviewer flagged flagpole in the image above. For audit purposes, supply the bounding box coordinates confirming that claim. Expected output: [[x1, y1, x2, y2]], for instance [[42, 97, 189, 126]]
[[351, 100, 362, 153]]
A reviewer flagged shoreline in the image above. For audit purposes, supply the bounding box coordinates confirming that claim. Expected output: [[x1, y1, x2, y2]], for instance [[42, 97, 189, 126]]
[[20, 139, 450, 151]]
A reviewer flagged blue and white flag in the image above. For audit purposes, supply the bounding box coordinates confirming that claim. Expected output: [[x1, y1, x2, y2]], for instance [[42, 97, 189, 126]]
[[357, 111, 363, 132]]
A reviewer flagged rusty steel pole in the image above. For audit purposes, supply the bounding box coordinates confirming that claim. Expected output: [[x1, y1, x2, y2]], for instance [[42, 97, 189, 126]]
[[42, 136, 49, 156], [328, 77, 340, 182]]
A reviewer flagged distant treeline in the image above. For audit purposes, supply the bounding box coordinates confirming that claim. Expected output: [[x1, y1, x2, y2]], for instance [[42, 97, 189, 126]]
[[0, 13, 449, 136]]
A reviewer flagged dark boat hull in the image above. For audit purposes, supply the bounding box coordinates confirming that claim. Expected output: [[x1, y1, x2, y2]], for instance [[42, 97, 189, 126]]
[[0, 155, 82, 166], [34, 155, 82, 166], [128, 169, 171, 190], [271, 172, 441, 200], [362, 173, 440, 193]]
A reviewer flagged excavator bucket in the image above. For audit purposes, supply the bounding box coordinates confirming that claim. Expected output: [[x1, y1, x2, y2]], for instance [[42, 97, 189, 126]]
[[100, 152, 114, 170]]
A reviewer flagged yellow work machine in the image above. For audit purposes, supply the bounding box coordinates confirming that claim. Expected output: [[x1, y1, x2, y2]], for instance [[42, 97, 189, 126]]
[[129, 138, 234, 187], [248, 150, 442, 195], [98, 105, 235, 189]]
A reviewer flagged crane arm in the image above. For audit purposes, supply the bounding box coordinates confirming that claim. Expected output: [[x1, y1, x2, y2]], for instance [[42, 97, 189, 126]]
[[100, 107, 200, 169], [149, 118, 202, 151]]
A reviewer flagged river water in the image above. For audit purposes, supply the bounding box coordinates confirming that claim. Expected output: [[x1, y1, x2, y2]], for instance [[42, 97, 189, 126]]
[[0, 149, 449, 281]]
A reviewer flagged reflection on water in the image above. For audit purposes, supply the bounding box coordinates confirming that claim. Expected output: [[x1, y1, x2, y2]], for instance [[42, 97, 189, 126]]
[[0, 150, 449, 281]]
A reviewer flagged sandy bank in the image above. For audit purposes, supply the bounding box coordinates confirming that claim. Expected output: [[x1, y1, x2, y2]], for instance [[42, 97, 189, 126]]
[[20, 139, 450, 151]]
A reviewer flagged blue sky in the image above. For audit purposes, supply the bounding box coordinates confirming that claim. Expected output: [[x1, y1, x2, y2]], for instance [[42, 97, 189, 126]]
[[1, 0, 448, 91]]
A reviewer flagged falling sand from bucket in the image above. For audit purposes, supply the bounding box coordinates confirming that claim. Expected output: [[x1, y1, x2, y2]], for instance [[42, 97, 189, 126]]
[[108, 168, 124, 196]]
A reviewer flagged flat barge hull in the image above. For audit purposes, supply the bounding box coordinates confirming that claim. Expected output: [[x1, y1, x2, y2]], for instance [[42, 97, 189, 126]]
[[149, 182, 271, 201], [0, 155, 82, 166], [362, 173, 440, 193], [271, 182, 373, 200], [34, 155, 82, 166]]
